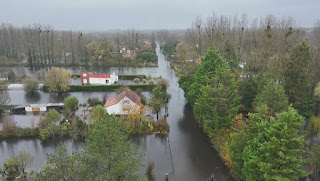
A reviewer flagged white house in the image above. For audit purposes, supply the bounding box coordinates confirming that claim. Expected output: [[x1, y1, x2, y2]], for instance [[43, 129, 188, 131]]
[[80, 71, 118, 85], [104, 88, 141, 115]]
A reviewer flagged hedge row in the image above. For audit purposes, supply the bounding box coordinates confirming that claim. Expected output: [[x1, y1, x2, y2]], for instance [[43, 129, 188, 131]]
[[0, 128, 39, 139], [71, 74, 146, 80], [43, 84, 153, 92]]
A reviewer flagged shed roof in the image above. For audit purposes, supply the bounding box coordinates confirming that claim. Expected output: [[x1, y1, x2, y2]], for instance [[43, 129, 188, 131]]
[[89, 73, 110, 79]]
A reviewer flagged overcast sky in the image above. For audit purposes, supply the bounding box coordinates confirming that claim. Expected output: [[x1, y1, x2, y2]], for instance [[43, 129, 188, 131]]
[[1, 0, 319, 31]]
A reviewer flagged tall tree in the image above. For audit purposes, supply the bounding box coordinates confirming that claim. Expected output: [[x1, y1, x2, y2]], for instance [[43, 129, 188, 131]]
[[79, 105, 143, 180], [36, 145, 80, 181], [190, 45, 240, 136], [242, 107, 307, 180], [255, 80, 289, 116], [284, 42, 313, 118], [239, 76, 260, 115], [36, 105, 143, 180], [221, 40, 239, 74]]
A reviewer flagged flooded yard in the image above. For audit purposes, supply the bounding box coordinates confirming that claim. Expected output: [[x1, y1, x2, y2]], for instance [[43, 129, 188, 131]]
[[0, 44, 232, 181]]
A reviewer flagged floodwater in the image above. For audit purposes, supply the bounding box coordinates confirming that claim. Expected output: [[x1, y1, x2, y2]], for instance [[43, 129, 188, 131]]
[[0, 44, 232, 181]]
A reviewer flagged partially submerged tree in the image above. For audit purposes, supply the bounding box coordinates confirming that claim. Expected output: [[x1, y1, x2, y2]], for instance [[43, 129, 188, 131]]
[[22, 77, 38, 94], [45, 67, 71, 93], [39, 109, 61, 140], [149, 86, 170, 120], [0, 81, 10, 105], [1, 151, 33, 179], [63, 96, 79, 122]]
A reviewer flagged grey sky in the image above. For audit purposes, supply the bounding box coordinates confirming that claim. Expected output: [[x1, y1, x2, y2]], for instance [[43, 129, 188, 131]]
[[1, 0, 319, 30]]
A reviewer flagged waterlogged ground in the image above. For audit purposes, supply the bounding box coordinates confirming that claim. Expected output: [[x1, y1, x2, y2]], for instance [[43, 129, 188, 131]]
[[0, 44, 232, 181]]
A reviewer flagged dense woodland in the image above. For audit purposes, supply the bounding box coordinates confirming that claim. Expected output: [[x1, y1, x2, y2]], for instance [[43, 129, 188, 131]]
[[161, 14, 320, 180], [0, 24, 158, 67]]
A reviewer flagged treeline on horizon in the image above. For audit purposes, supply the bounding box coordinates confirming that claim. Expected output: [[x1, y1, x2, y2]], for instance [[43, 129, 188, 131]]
[[161, 13, 320, 92], [0, 24, 161, 67]]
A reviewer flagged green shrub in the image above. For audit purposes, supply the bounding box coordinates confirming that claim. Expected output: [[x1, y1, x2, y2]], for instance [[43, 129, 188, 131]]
[[138, 52, 158, 62], [149, 79, 155, 85], [142, 79, 147, 83], [134, 78, 140, 83]]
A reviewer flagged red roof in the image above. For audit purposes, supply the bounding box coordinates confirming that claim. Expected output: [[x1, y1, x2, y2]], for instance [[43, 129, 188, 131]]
[[105, 88, 141, 107], [89, 74, 110, 79]]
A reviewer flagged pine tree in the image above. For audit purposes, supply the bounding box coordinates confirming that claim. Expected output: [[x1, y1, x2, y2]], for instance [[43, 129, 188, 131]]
[[191, 46, 240, 136], [255, 80, 289, 116], [284, 42, 313, 118], [221, 40, 239, 74], [242, 107, 307, 180]]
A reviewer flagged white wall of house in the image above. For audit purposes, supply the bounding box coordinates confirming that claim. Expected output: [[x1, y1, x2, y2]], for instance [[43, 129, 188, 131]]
[[110, 73, 118, 84], [88, 74, 118, 85], [89, 77, 110, 85], [106, 96, 139, 115]]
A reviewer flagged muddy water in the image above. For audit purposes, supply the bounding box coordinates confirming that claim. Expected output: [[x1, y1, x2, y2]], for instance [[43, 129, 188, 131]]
[[0, 44, 232, 180]]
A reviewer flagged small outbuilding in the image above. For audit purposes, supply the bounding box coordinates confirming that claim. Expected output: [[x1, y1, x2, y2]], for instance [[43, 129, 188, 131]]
[[25, 104, 47, 113], [9, 105, 27, 114], [46, 103, 64, 112]]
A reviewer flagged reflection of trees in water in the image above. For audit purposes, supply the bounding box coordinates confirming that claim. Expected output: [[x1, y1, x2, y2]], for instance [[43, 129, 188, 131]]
[[49, 93, 70, 103], [25, 92, 41, 103]]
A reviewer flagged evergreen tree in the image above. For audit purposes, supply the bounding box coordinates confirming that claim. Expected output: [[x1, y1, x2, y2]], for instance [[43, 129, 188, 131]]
[[191, 46, 240, 136], [284, 42, 313, 118], [239, 76, 260, 115], [78, 105, 143, 180], [221, 40, 239, 74], [242, 107, 307, 180], [255, 80, 289, 116], [36, 105, 143, 180]]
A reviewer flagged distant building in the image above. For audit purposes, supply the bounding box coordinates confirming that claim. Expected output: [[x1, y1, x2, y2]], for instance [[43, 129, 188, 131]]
[[104, 88, 141, 115], [144, 41, 152, 49], [120, 48, 135, 59], [80, 71, 118, 85]]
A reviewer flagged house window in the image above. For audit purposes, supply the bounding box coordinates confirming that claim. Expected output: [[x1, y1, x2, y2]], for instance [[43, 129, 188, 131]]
[[83, 73, 87, 77], [123, 100, 129, 104], [106, 80, 109, 83], [83, 79, 87, 84]]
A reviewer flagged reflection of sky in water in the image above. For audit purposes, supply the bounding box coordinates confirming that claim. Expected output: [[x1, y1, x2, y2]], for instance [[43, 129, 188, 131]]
[[0, 44, 232, 181]]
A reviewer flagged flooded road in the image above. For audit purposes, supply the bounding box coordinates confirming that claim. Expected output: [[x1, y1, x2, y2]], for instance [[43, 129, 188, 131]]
[[0, 44, 232, 180]]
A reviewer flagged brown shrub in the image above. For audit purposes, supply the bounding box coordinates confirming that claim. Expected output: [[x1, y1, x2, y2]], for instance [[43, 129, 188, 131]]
[[2, 119, 17, 136], [154, 118, 169, 134]]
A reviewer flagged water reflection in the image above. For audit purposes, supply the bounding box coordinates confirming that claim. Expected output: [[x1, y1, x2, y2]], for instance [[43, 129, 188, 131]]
[[25, 92, 41, 103], [0, 44, 232, 181]]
